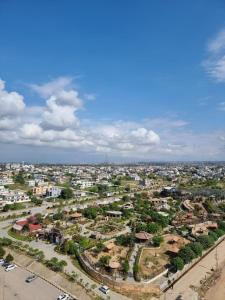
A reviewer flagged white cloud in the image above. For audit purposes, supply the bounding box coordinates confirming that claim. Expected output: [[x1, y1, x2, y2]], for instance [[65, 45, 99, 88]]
[[208, 29, 225, 54], [30, 78, 83, 130], [203, 55, 225, 82], [0, 79, 25, 117], [41, 97, 81, 130], [203, 28, 225, 82], [20, 123, 43, 139], [30, 76, 73, 98], [0, 77, 224, 161]]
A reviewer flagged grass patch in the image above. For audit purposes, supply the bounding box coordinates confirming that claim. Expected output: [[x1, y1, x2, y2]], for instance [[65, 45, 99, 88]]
[[8, 229, 33, 241]]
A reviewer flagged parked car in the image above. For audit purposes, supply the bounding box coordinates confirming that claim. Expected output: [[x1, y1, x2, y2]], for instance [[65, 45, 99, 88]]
[[57, 294, 69, 300], [2, 262, 11, 268], [5, 264, 16, 272], [0, 259, 5, 265], [26, 274, 37, 283], [99, 285, 110, 294]]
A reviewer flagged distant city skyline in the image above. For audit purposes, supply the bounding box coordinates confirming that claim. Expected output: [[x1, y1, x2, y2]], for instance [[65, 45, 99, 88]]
[[1, 1, 225, 162]]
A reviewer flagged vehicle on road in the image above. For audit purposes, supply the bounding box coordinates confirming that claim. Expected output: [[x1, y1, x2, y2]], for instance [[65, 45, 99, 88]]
[[57, 293, 69, 300], [5, 264, 16, 272], [99, 285, 110, 294], [0, 259, 5, 265], [26, 274, 37, 282]]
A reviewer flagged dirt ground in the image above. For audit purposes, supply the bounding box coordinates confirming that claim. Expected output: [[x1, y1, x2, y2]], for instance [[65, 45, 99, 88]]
[[205, 266, 225, 300], [139, 234, 189, 279], [86, 240, 129, 265]]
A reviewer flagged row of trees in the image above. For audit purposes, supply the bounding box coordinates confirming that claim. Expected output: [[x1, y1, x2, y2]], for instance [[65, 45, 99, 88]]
[[2, 202, 26, 212]]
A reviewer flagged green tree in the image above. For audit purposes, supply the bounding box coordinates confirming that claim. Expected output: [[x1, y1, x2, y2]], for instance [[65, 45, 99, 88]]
[[218, 221, 225, 231], [46, 257, 67, 272], [116, 234, 135, 247], [146, 222, 161, 234], [63, 240, 77, 255], [60, 188, 73, 199], [208, 230, 218, 242], [31, 196, 43, 206], [171, 257, 184, 271], [214, 228, 225, 237], [122, 258, 129, 275], [178, 246, 196, 264], [83, 207, 98, 219], [197, 235, 214, 250], [97, 255, 111, 268], [95, 241, 105, 253], [189, 242, 203, 257], [0, 247, 5, 258], [14, 173, 25, 185], [5, 253, 14, 262], [152, 235, 164, 247]]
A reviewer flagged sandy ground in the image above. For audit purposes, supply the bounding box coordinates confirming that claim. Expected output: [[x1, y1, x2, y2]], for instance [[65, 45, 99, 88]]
[[205, 266, 225, 300], [163, 238, 225, 300]]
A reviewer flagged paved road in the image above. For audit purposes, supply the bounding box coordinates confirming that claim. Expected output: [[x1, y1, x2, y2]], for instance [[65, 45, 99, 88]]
[[0, 265, 61, 300]]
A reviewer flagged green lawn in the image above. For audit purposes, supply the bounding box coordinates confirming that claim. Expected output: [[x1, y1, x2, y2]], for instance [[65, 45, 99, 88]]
[[8, 229, 33, 242]]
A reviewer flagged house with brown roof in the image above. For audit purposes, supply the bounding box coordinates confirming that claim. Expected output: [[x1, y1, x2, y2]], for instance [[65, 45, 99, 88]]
[[135, 231, 153, 242]]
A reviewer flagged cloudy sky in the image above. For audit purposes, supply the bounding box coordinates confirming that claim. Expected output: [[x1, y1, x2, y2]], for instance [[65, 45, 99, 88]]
[[0, 0, 225, 163]]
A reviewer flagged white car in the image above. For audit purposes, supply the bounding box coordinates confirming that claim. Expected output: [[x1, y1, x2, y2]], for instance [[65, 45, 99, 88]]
[[0, 259, 5, 265], [5, 264, 16, 272], [57, 294, 69, 300], [99, 285, 110, 294]]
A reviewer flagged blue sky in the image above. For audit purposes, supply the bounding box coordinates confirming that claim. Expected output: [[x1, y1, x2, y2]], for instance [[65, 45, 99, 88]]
[[0, 0, 225, 162]]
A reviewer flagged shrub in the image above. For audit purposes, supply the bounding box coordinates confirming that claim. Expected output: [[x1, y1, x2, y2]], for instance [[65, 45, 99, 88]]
[[0, 247, 5, 258], [46, 257, 67, 272], [171, 257, 184, 271], [214, 228, 225, 237], [178, 246, 196, 264], [208, 230, 218, 242], [152, 235, 164, 247], [5, 253, 14, 262], [197, 235, 214, 250], [218, 221, 225, 231], [146, 223, 161, 234], [0, 238, 12, 246], [97, 255, 111, 268], [189, 242, 203, 257], [116, 234, 135, 247]]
